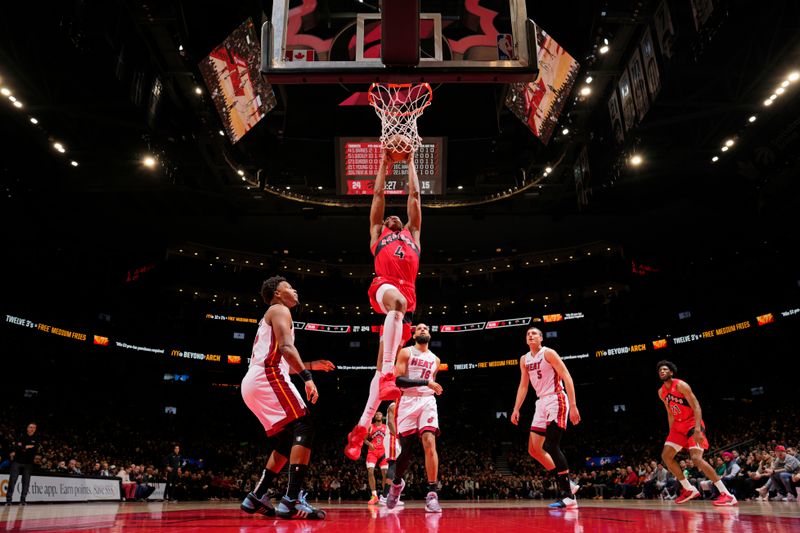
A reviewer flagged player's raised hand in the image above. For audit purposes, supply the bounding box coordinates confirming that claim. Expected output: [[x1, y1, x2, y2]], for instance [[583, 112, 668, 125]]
[[427, 380, 443, 395], [310, 360, 336, 372], [305, 380, 319, 404], [511, 410, 520, 425], [569, 405, 581, 425]]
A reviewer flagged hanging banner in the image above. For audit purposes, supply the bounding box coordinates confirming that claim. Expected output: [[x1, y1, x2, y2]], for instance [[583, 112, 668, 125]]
[[640, 27, 661, 98], [628, 49, 650, 122], [608, 90, 624, 144], [618, 70, 636, 132], [654, 1, 676, 59]]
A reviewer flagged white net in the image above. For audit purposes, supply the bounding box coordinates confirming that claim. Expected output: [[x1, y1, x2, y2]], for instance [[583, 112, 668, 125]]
[[368, 83, 432, 153]]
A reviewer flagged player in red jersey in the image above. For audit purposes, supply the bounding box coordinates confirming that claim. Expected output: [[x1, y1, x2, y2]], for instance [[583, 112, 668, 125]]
[[657, 360, 737, 506], [345, 149, 422, 460], [364, 411, 389, 504]]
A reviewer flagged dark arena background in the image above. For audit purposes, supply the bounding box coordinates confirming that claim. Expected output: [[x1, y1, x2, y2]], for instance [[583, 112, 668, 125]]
[[1, 1, 799, 532]]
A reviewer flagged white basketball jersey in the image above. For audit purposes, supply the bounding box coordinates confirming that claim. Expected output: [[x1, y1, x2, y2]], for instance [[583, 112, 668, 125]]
[[402, 346, 438, 397], [524, 346, 564, 397], [249, 310, 294, 376]]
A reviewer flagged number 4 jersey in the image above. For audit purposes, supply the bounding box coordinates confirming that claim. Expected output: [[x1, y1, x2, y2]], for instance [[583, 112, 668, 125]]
[[368, 226, 420, 313]]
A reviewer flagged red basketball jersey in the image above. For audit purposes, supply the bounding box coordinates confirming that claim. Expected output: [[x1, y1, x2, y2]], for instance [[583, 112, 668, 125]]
[[660, 379, 694, 423], [368, 423, 387, 449], [371, 227, 420, 283]]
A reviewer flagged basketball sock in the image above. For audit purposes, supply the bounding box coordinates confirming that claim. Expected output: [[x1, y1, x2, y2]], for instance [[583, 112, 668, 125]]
[[427, 482, 438, 494], [286, 464, 308, 500], [358, 371, 382, 427], [713, 480, 731, 496], [383, 483, 391, 498], [556, 472, 571, 497], [254, 468, 277, 498], [381, 311, 403, 374], [679, 478, 693, 491], [372, 489, 377, 496], [393, 440, 414, 484]]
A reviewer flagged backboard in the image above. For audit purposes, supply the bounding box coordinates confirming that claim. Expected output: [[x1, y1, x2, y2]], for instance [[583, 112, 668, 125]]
[[261, 0, 537, 84]]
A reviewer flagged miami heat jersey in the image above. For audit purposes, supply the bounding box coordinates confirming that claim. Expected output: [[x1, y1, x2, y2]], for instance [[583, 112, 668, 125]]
[[524, 346, 564, 397], [368, 423, 387, 449], [402, 346, 437, 397], [371, 227, 420, 283], [250, 310, 293, 374], [661, 379, 694, 422]]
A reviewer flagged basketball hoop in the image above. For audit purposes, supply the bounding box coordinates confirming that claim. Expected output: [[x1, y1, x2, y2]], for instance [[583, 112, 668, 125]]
[[368, 83, 433, 154]]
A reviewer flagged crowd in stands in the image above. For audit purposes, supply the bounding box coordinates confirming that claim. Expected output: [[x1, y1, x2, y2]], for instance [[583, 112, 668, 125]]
[[1, 406, 798, 504]]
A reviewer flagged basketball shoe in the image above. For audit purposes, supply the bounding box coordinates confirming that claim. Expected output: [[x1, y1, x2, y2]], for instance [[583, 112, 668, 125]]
[[344, 425, 368, 460], [378, 373, 401, 401], [425, 491, 442, 513], [275, 491, 327, 519], [240, 492, 275, 516], [367, 494, 380, 505], [713, 493, 738, 506], [386, 479, 405, 510], [675, 488, 701, 504], [548, 496, 578, 509]]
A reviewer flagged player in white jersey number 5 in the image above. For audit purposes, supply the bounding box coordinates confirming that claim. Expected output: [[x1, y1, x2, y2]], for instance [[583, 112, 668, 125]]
[[511, 327, 581, 509], [385, 323, 444, 513]]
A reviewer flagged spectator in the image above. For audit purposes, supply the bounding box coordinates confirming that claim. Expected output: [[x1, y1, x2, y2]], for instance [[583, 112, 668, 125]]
[[5, 423, 40, 505], [770, 445, 799, 501]]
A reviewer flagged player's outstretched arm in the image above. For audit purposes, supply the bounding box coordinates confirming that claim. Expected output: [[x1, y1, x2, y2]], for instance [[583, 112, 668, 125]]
[[511, 357, 529, 425], [394, 347, 442, 394], [545, 349, 581, 425], [370, 151, 392, 248], [405, 152, 421, 245], [290, 360, 336, 373]]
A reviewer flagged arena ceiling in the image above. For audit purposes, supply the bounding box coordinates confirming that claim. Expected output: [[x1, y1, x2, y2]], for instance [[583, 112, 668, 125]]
[[1, 1, 799, 257]]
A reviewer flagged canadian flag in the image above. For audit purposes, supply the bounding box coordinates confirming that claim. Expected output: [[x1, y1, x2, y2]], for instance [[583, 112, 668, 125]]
[[285, 49, 315, 62]]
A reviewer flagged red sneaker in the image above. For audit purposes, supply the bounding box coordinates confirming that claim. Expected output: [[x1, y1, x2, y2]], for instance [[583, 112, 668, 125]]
[[712, 493, 738, 506], [675, 488, 701, 504], [344, 425, 368, 461], [378, 373, 401, 401]]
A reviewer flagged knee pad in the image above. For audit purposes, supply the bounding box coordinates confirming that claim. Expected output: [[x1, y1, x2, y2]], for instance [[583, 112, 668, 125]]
[[272, 430, 294, 459], [290, 416, 315, 448]]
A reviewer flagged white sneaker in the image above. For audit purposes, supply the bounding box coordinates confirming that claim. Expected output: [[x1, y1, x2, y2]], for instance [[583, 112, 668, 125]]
[[386, 479, 405, 510], [570, 481, 580, 495], [786, 494, 796, 502], [425, 491, 442, 513], [379, 495, 387, 505]]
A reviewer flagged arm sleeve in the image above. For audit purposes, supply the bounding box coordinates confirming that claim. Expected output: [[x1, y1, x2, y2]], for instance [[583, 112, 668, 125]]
[[395, 376, 429, 388]]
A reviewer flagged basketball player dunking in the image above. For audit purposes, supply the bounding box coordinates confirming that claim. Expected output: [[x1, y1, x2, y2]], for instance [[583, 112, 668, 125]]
[[511, 327, 581, 509], [657, 360, 737, 506], [386, 323, 444, 513], [239, 276, 330, 520], [364, 412, 389, 504], [345, 149, 422, 460]]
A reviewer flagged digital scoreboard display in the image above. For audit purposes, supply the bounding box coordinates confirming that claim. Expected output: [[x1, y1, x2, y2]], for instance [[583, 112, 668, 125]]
[[336, 137, 446, 195]]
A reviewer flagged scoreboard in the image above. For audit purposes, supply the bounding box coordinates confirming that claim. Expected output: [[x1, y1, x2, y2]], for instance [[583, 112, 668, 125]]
[[336, 137, 446, 195]]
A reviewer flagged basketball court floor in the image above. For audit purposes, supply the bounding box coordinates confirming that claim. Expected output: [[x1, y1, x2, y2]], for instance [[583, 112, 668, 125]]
[[1, 499, 798, 532]]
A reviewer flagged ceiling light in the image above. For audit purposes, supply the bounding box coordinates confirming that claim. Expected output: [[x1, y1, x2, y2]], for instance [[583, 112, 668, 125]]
[[712, 156, 719, 162], [788, 72, 799, 82], [562, 128, 569, 135], [776, 87, 785, 95], [545, 166, 552, 173], [241, 176, 246, 181], [721, 146, 729, 152], [580, 86, 591, 96], [194, 86, 202, 95], [237, 169, 244, 176], [630, 155, 642, 166], [53, 142, 66, 153], [143, 156, 156, 168], [724, 139, 734, 147], [70, 160, 79, 167], [748, 115, 756, 123], [457, 185, 463, 190], [29, 117, 38, 124], [285, 186, 290, 190], [218, 130, 225, 136], [12, 101, 22, 108], [599, 45, 609, 54], [317, 186, 322, 190], [763, 99, 772, 106], [585, 76, 593, 84], [769, 94, 777, 101], [0, 88, 10, 96], [781, 80, 790, 88], [178, 45, 184, 51], [8, 96, 16, 102]]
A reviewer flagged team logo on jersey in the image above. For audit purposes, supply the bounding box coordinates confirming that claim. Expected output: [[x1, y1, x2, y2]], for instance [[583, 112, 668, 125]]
[[665, 393, 687, 406], [427, 416, 435, 424]]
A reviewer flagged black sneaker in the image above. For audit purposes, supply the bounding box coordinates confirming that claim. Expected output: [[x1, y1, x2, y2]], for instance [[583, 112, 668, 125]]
[[275, 491, 326, 520], [240, 492, 275, 516]]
